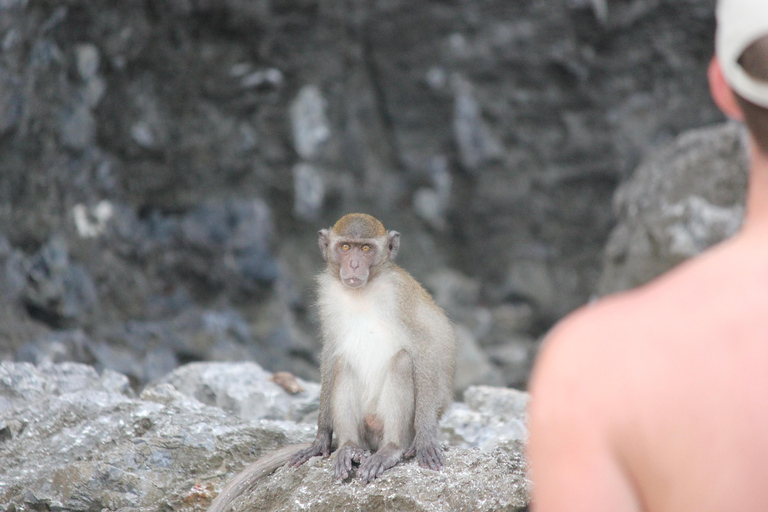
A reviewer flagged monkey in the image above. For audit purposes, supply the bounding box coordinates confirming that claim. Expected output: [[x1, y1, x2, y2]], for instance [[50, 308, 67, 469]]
[[208, 213, 456, 512]]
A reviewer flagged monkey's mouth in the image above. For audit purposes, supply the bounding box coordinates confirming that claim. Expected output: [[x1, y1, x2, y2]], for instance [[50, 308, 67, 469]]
[[342, 276, 367, 288]]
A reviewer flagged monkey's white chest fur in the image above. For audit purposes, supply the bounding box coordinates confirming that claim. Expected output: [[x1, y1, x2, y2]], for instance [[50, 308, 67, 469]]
[[319, 275, 405, 409]]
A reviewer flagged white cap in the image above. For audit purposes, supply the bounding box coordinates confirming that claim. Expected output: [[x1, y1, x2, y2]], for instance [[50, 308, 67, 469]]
[[716, 0, 768, 108]]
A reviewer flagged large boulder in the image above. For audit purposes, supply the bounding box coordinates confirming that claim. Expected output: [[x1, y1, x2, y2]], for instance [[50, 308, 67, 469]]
[[597, 122, 749, 295]]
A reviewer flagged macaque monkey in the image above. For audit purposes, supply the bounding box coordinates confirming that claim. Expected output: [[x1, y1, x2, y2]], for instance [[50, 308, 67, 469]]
[[208, 213, 456, 512]]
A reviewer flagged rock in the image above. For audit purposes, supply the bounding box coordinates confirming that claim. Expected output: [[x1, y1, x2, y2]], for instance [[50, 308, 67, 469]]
[[16, 329, 91, 366], [75, 43, 100, 80], [0, 362, 315, 511], [290, 84, 331, 161], [0, 0, 729, 393], [227, 447, 529, 512], [157, 361, 321, 424], [90, 307, 275, 387], [0, 72, 23, 136], [426, 269, 481, 311], [59, 102, 96, 150], [488, 303, 536, 340], [22, 234, 98, 327], [0, 361, 131, 411], [441, 386, 529, 453], [485, 337, 538, 390], [501, 258, 557, 314], [160, 362, 530, 454], [179, 199, 280, 285], [0, 232, 26, 302], [292, 162, 326, 222], [453, 325, 505, 394], [0, 361, 530, 512], [452, 74, 504, 173], [72, 200, 114, 238], [598, 122, 748, 295]]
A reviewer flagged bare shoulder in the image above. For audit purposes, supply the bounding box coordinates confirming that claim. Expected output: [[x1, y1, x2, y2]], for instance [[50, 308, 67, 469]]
[[529, 294, 632, 413], [530, 235, 763, 422]]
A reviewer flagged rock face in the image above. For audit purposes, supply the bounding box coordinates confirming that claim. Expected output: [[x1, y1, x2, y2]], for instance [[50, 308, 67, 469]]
[[0, 361, 530, 511], [0, 0, 724, 390], [597, 122, 749, 295]]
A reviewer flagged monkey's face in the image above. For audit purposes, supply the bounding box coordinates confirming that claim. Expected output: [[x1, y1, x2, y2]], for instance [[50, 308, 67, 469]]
[[318, 215, 400, 289], [336, 242, 376, 288]]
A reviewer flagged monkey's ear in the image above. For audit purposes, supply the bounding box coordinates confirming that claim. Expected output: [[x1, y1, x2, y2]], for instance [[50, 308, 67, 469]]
[[318, 229, 331, 260], [387, 230, 400, 260]]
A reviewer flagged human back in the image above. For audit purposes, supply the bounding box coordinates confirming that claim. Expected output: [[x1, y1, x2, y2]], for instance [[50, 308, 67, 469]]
[[527, 0, 768, 510], [576, 234, 768, 511]]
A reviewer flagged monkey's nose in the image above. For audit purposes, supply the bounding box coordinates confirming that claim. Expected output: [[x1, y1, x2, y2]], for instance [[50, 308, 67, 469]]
[[350, 259, 359, 269]]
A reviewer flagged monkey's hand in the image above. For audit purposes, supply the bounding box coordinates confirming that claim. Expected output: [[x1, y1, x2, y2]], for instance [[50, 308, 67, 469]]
[[405, 436, 444, 471], [287, 434, 331, 468]]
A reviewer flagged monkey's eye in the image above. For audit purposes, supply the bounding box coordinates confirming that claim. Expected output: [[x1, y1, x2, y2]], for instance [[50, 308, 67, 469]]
[[361, 244, 372, 252], [341, 243, 351, 251]]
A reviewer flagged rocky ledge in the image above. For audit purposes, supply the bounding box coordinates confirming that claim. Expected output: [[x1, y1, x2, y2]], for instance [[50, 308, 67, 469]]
[[0, 361, 530, 512]]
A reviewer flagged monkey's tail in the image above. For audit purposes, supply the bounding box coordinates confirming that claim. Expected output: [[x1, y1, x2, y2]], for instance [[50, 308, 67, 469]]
[[208, 442, 312, 512]]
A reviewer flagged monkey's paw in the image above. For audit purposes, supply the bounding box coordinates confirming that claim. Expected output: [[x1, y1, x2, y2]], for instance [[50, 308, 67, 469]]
[[405, 438, 444, 471], [359, 445, 402, 483], [333, 444, 365, 481]]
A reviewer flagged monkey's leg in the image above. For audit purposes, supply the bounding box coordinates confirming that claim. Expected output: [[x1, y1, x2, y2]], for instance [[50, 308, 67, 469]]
[[359, 349, 415, 483], [404, 370, 446, 471], [330, 364, 366, 481]]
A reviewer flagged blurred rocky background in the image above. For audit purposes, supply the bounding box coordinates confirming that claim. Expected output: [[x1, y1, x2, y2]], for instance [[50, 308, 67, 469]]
[[0, 0, 746, 393]]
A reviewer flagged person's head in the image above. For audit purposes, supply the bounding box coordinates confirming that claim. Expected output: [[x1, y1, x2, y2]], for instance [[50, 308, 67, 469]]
[[712, 0, 768, 154]]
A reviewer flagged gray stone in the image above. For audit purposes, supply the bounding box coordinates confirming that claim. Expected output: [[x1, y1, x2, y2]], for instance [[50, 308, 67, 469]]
[[239, 67, 284, 90], [0, 361, 127, 411], [0, 232, 26, 302], [414, 156, 453, 230], [0, 71, 23, 135], [440, 385, 529, 454], [425, 269, 481, 311], [598, 122, 748, 295], [489, 303, 536, 339], [290, 85, 330, 160], [485, 337, 537, 389], [180, 199, 279, 283], [501, 258, 556, 313], [90, 308, 266, 386], [453, 325, 505, 393], [59, 102, 96, 150], [227, 447, 529, 512], [22, 234, 98, 326], [75, 43, 100, 80], [157, 361, 321, 424], [16, 329, 91, 366], [0, 362, 530, 512], [0, 362, 315, 511], [452, 74, 504, 172], [292, 162, 326, 222]]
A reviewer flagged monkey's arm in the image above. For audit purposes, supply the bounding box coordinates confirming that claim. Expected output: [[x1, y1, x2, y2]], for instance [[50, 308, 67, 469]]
[[287, 352, 336, 467]]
